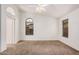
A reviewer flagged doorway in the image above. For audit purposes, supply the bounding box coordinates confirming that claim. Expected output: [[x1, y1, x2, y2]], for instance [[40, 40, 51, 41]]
[[6, 17, 15, 44]]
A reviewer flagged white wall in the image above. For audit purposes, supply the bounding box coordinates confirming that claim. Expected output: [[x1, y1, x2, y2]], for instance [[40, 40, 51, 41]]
[[20, 12, 59, 40], [59, 8, 79, 50], [0, 4, 1, 50], [1, 5, 6, 52], [0, 4, 20, 52]]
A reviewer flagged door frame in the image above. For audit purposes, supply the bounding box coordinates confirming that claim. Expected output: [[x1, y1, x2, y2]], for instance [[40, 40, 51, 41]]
[[6, 15, 15, 44]]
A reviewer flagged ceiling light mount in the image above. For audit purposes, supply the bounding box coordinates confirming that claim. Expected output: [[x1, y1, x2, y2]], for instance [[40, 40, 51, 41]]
[[38, 4, 48, 7]]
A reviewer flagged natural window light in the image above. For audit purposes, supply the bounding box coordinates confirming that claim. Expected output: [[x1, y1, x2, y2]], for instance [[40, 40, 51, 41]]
[[6, 7, 15, 16], [25, 18, 33, 35]]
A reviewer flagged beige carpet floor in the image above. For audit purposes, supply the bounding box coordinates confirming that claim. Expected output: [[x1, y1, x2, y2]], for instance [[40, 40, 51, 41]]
[[0, 40, 79, 55]]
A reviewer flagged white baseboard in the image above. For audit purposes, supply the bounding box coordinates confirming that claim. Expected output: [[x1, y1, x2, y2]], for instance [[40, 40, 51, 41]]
[[0, 46, 7, 52], [60, 40, 79, 51]]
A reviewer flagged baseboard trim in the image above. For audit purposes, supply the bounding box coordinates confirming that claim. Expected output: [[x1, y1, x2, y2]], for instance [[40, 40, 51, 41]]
[[59, 40, 79, 52]]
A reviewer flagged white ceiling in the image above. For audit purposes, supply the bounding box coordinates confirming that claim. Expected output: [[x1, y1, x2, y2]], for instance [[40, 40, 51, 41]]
[[18, 4, 79, 18]]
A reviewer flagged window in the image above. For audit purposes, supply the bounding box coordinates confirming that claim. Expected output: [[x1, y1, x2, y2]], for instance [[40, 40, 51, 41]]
[[6, 7, 15, 16], [62, 19, 68, 38], [25, 18, 33, 35]]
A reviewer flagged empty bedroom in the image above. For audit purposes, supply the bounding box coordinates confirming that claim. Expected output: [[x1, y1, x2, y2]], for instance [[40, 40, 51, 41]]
[[0, 4, 79, 55]]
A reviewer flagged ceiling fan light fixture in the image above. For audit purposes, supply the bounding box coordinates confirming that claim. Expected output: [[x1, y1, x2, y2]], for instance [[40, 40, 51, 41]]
[[38, 4, 48, 7], [36, 7, 46, 13]]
